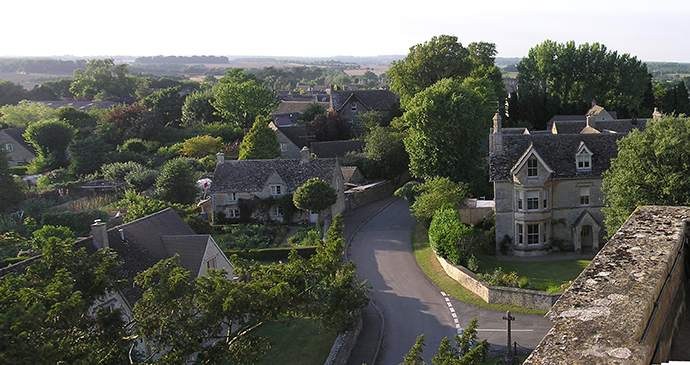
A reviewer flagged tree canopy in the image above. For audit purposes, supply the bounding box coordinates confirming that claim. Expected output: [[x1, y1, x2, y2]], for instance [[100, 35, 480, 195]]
[[293, 177, 338, 213], [23, 119, 74, 171], [70, 58, 139, 102], [0, 100, 58, 128], [0, 149, 23, 210], [400, 317, 488, 365], [155, 157, 199, 205], [602, 115, 690, 235], [212, 69, 280, 129], [238, 117, 280, 160]]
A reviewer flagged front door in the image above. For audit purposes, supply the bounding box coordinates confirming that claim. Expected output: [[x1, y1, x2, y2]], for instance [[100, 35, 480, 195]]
[[581, 225, 593, 251]]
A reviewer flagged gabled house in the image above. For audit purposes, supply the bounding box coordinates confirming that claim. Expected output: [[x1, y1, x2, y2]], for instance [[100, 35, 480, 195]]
[[489, 108, 653, 256], [268, 121, 308, 159], [0, 127, 36, 166], [271, 100, 329, 126], [329, 90, 400, 126], [210, 148, 345, 223], [310, 140, 365, 158]]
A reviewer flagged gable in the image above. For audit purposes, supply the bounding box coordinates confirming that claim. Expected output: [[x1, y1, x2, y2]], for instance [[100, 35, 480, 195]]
[[511, 145, 553, 177]]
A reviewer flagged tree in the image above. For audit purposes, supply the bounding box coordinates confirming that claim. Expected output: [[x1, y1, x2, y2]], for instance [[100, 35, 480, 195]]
[[28, 78, 74, 100], [155, 157, 199, 205], [401, 78, 493, 194], [512, 41, 652, 129], [363, 126, 409, 180], [400, 317, 488, 365], [306, 111, 352, 141], [141, 86, 185, 128], [238, 117, 280, 160], [409, 177, 468, 222], [23, 119, 74, 170], [70, 58, 139, 101], [181, 89, 222, 126], [0, 149, 23, 210], [602, 115, 690, 235], [468, 42, 497, 68], [293, 177, 338, 214], [388, 35, 474, 103], [0, 100, 57, 128], [68, 137, 113, 176], [298, 102, 327, 123], [212, 70, 280, 129], [0, 80, 27, 107], [181, 134, 224, 158]]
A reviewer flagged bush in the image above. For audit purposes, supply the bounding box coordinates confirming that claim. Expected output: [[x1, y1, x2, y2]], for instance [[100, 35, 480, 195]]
[[216, 223, 288, 250], [125, 168, 159, 192], [40, 210, 109, 237], [478, 267, 531, 289], [120, 138, 148, 154], [428, 206, 476, 266], [288, 224, 323, 247], [225, 246, 317, 262], [36, 169, 75, 190]]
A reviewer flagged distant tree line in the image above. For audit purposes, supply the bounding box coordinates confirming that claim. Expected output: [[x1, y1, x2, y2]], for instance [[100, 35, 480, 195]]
[[0, 58, 86, 74], [134, 55, 230, 64]]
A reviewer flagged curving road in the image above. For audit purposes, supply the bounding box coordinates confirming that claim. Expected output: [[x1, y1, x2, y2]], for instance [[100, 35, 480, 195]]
[[345, 198, 553, 365]]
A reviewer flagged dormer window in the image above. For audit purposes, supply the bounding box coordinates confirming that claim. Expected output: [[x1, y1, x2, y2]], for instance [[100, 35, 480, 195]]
[[351, 102, 357, 111], [576, 144, 593, 171], [270, 185, 283, 196], [527, 159, 538, 177]]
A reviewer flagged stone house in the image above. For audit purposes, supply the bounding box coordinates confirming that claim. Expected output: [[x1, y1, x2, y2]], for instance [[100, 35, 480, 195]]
[[271, 100, 329, 126], [269, 121, 309, 159], [489, 106, 652, 256], [0, 127, 36, 166], [329, 89, 400, 134], [210, 148, 345, 223]]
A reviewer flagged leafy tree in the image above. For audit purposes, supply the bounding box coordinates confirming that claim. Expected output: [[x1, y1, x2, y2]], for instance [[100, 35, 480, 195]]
[[363, 126, 409, 180], [468, 42, 497, 68], [388, 35, 474, 104], [141, 86, 185, 128], [513, 40, 652, 129], [23, 119, 74, 170], [181, 89, 222, 126], [100, 104, 163, 143], [602, 115, 690, 235], [57, 106, 98, 137], [119, 138, 148, 154], [293, 177, 338, 214], [298, 102, 327, 123], [212, 70, 280, 129], [0, 100, 58, 128], [68, 137, 113, 176], [0, 80, 27, 107], [428, 206, 476, 266], [28, 78, 74, 100], [70, 58, 139, 101], [306, 111, 352, 141], [409, 177, 468, 222], [400, 317, 488, 365], [119, 190, 196, 223], [155, 157, 199, 205], [181, 134, 224, 158], [238, 117, 280, 160], [0, 149, 23, 210], [401, 78, 493, 194]]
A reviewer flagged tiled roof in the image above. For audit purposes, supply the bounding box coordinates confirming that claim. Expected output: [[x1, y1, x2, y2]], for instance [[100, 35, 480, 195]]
[[490, 133, 625, 181], [277, 125, 308, 148], [271, 101, 329, 115], [310, 140, 364, 158], [550, 119, 647, 135], [210, 157, 338, 193], [1, 127, 35, 155], [330, 90, 400, 113]]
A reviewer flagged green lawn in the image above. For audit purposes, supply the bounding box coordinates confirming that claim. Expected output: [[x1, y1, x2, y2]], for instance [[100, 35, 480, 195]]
[[252, 318, 337, 365], [475, 253, 591, 292]]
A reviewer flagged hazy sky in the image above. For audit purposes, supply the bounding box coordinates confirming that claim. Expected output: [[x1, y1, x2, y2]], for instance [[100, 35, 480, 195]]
[[3, 0, 689, 62]]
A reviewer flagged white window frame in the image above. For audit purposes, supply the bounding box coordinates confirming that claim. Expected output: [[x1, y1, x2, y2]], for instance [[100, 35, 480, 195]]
[[516, 223, 524, 245], [517, 191, 524, 211], [270, 205, 283, 217], [543, 190, 548, 209], [270, 184, 283, 196], [579, 186, 591, 206], [227, 208, 240, 218], [228, 192, 238, 202], [526, 191, 539, 210], [577, 153, 591, 171], [527, 159, 538, 178], [280, 142, 288, 152], [527, 224, 540, 245], [4, 143, 13, 152]]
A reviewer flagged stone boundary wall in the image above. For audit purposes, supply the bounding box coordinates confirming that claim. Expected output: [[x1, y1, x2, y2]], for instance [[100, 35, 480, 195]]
[[324, 317, 362, 365], [436, 255, 561, 311], [345, 180, 399, 211]]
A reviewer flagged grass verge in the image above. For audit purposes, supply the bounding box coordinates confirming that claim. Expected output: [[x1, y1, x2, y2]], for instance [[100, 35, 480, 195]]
[[253, 318, 337, 365], [411, 223, 546, 315]]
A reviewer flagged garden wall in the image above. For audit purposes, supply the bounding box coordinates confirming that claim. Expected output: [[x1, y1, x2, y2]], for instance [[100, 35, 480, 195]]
[[324, 318, 362, 365], [345, 180, 398, 210], [436, 255, 561, 311]]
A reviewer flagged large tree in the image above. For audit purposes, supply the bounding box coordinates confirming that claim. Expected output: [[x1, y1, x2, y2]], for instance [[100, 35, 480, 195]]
[[512, 40, 652, 129], [0, 100, 58, 128], [238, 117, 280, 160], [181, 89, 222, 127], [212, 70, 280, 129], [0, 149, 23, 210], [602, 115, 690, 235], [401, 317, 488, 365], [293, 177, 338, 214], [23, 119, 74, 171], [70, 58, 139, 102], [363, 126, 409, 180], [401, 78, 493, 194], [141, 86, 185, 128], [155, 157, 199, 205], [0, 80, 27, 107], [306, 111, 352, 141]]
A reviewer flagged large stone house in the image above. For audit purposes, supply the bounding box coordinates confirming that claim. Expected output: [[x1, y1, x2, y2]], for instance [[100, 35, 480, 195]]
[[489, 106, 654, 256], [0, 127, 36, 166], [210, 148, 345, 223]]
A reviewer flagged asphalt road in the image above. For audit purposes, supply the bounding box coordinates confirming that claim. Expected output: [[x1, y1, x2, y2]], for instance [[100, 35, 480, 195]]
[[344, 198, 553, 365]]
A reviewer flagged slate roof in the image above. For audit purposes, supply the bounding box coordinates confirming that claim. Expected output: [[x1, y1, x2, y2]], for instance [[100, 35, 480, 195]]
[[277, 125, 308, 148], [310, 140, 365, 158], [330, 90, 400, 113], [549, 119, 648, 135], [40, 101, 119, 111], [210, 157, 339, 194], [1, 127, 35, 155], [271, 101, 329, 115], [490, 133, 625, 181]]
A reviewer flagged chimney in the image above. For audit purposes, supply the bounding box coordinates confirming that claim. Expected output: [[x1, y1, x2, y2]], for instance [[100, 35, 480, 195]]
[[586, 115, 596, 129], [216, 152, 225, 165], [653, 107, 663, 120], [492, 112, 502, 134], [490, 112, 503, 155], [91, 219, 109, 249], [300, 146, 311, 163]]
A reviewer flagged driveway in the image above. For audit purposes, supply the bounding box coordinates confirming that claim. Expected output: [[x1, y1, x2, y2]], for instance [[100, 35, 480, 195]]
[[344, 198, 553, 365]]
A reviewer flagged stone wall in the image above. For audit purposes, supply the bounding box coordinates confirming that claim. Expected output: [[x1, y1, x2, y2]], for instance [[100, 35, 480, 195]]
[[525, 206, 690, 364], [436, 255, 560, 311], [345, 180, 399, 210], [324, 318, 362, 365]]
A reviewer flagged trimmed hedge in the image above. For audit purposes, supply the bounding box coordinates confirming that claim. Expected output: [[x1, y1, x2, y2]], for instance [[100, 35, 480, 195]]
[[225, 246, 317, 262]]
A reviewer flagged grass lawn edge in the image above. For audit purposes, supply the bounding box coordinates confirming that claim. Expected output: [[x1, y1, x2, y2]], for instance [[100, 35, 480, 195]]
[[411, 222, 548, 316]]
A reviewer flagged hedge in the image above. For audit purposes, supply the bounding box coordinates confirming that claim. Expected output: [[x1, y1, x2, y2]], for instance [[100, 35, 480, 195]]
[[41, 210, 110, 237], [224, 246, 318, 262]]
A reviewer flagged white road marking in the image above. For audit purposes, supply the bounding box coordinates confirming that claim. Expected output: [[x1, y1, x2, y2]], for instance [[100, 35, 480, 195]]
[[441, 291, 464, 335]]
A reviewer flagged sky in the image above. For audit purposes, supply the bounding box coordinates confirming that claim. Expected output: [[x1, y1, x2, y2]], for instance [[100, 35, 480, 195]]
[[3, 0, 689, 63]]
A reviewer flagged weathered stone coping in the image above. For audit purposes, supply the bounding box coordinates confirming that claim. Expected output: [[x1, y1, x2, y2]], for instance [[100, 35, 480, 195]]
[[524, 206, 690, 364], [324, 316, 362, 365], [436, 255, 561, 311]]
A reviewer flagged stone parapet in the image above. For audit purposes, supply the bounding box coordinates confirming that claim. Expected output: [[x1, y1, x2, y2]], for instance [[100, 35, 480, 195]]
[[525, 206, 690, 364]]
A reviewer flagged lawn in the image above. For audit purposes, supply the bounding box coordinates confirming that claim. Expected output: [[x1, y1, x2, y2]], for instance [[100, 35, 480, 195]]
[[252, 318, 337, 365], [475, 252, 591, 292]]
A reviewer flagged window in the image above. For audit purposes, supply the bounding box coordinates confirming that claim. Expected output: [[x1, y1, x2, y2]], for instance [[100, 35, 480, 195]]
[[527, 159, 538, 177], [517, 191, 523, 211], [206, 256, 217, 269], [227, 208, 240, 218], [527, 191, 539, 210], [4, 143, 12, 152], [577, 154, 591, 171], [351, 102, 357, 111], [280, 143, 288, 152], [517, 224, 524, 244], [270, 206, 283, 217], [543, 222, 549, 243], [579, 186, 590, 206], [527, 224, 540, 245], [543, 190, 548, 209], [270, 185, 283, 196], [228, 192, 238, 201]]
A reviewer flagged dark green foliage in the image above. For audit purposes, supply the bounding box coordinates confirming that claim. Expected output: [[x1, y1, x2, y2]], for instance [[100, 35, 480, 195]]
[[70, 58, 138, 102], [40, 210, 109, 237], [298, 102, 327, 123], [602, 115, 690, 235], [215, 222, 289, 250], [238, 117, 281, 160], [36, 168, 75, 189], [141, 86, 185, 128], [68, 137, 113, 176], [477, 267, 530, 289], [23, 119, 74, 171], [395, 181, 422, 205], [181, 89, 222, 126], [194, 121, 244, 143], [120, 138, 148, 154], [401, 334, 426, 365], [293, 178, 338, 214], [225, 246, 318, 262], [155, 157, 199, 205], [408, 177, 468, 221], [125, 168, 159, 192], [363, 126, 409, 180], [184, 214, 213, 234], [428, 206, 477, 266], [0, 149, 24, 210], [212, 70, 280, 129], [288, 224, 324, 247], [306, 111, 352, 141], [0, 80, 28, 106], [401, 317, 488, 365], [57, 107, 98, 136], [119, 190, 198, 223]]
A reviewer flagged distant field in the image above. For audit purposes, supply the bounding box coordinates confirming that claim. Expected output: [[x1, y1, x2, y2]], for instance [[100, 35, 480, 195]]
[[344, 64, 390, 76], [0, 72, 70, 89]]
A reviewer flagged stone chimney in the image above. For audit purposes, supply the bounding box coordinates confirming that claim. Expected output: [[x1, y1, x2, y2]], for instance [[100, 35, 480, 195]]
[[653, 107, 663, 120], [300, 146, 311, 164], [216, 152, 225, 165], [490, 112, 503, 155], [586, 115, 596, 129], [492, 112, 502, 134], [91, 219, 109, 249]]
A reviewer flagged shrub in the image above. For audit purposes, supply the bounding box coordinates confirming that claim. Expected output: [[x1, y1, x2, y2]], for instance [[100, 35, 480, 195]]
[[40, 210, 109, 237], [478, 267, 531, 289], [428, 206, 476, 266], [102, 161, 146, 182], [125, 168, 159, 192], [288, 224, 323, 247], [120, 138, 148, 154], [216, 223, 288, 250], [36, 169, 75, 190]]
